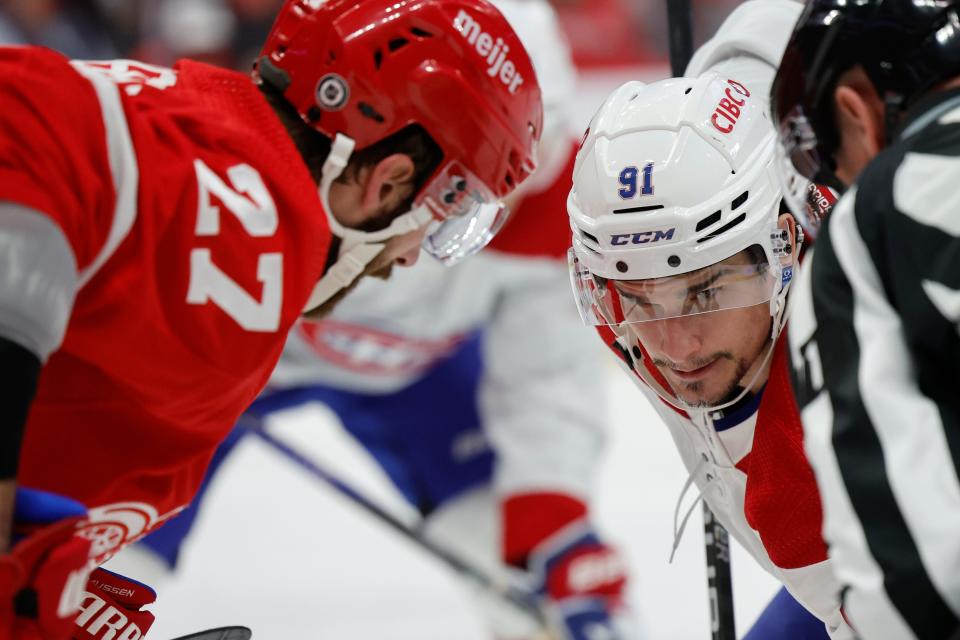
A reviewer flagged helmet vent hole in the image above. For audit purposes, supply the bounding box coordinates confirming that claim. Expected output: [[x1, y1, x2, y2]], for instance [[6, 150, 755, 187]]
[[388, 37, 410, 52], [373, 49, 383, 70], [695, 210, 721, 232], [410, 26, 433, 38], [684, 87, 692, 94], [505, 172, 515, 188], [697, 212, 747, 243], [581, 230, 600, 245], [358, 102, 385, 123], [731, 190, 749, 210]]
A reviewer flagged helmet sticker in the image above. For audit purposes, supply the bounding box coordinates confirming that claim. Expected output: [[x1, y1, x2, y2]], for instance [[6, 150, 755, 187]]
[[316, 73, 349, 111], [710, 78, 750, 134], [453, 10, 525, 94], [610, 228, 676, 245], [618, 163, 654, 199]]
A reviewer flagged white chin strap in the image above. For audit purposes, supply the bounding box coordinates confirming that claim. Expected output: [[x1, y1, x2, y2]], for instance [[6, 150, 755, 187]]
[[303, 133, 434, 312]]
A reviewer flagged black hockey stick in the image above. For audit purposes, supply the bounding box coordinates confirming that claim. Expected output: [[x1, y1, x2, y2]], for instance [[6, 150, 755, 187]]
[[703, 503, 736, 640], [666, 0, 694, 76], [238, 417, 548, 629], [169, 626, 252, 640], [665, 0, 736, 635]]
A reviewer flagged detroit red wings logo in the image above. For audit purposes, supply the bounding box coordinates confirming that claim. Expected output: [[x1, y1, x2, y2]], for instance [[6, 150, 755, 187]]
[[78, 502, 187, 564]]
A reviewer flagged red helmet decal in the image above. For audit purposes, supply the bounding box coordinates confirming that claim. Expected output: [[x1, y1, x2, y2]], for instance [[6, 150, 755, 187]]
[[710, 78, 750, 135]]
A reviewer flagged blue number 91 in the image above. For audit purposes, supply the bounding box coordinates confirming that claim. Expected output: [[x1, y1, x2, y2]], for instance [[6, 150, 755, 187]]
[[618, 163, 654, 199]]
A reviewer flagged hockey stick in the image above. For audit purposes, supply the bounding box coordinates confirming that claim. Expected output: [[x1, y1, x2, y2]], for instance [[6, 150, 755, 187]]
[[665, 0, 736, 635], [169, 626, 252, 640], [666, 0, 694, 76], [237, 417, 548, 629], [703, 503, 736, 640]]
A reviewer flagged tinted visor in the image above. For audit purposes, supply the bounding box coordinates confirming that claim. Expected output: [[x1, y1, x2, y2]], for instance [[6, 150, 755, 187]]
[[774, 108, 827, 237], [771, 8, 849, 237]]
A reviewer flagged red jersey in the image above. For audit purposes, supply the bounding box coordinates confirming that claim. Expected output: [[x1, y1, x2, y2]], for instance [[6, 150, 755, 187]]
[[0, 47, 330, 562]]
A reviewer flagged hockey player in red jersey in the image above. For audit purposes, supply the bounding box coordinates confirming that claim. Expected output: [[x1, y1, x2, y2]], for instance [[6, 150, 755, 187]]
[[0, 0, 542, 636], [566, 2, 851, 638]]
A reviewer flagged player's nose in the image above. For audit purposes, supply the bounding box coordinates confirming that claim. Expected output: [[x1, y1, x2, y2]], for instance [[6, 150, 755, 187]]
[[654, 316, 703, 364], [392, 225, 429, 267]]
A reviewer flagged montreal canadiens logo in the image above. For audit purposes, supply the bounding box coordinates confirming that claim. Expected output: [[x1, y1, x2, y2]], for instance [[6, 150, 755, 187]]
[[316, 73, 349, 111]]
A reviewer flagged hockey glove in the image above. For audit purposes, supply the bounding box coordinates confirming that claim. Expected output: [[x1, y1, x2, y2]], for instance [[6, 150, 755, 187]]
[[0, 487, 92, 640], [73, 568, 156, 640], [503, 493, 637, 640]]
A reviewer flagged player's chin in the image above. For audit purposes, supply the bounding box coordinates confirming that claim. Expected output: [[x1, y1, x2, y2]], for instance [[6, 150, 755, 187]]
[[676, 372, 738, 407]]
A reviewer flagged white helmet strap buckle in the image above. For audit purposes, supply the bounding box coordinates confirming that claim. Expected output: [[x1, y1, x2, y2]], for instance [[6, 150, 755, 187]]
[[305, 133, 434, 312]]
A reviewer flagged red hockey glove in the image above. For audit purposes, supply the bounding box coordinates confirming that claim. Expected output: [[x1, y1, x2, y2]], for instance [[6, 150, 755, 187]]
[[0, 488, 92, 640], [73, 568, 156, 640], [503, 493, 638, 640]]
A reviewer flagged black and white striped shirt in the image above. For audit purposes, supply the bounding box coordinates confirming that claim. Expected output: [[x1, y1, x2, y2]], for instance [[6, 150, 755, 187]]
[[788, 87, 960, 640]]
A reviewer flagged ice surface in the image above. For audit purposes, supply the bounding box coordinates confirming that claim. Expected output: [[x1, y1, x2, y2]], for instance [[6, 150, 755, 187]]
[[110, 358, 779, 639]]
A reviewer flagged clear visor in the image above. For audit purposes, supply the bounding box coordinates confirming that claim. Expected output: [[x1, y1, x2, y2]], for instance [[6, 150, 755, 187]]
[[569, 247, 778, 326], [774, 106, 830, 238], [418, 162, 509, 265]]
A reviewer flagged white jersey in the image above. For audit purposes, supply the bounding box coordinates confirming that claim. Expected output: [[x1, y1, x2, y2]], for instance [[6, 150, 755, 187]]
[[639, 366, 851, 638], [269, 144, 607, 501], [652, 1, 854, 637]]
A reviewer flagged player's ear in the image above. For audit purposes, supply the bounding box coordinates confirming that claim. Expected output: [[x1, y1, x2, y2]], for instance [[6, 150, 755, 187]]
[[359, 154, 415, 213], [777, 213, 798, 267]]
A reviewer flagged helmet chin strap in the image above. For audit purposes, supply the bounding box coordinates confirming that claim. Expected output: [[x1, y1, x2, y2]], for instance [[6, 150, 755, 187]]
[[303, 133, 433, 312]]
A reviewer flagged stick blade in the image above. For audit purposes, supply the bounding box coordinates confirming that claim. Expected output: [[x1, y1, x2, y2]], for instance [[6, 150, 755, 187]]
[[169, 627, 252, 640]]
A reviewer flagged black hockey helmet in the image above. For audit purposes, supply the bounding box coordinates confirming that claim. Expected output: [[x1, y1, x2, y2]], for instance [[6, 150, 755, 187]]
[[770, 0, 960, 230]]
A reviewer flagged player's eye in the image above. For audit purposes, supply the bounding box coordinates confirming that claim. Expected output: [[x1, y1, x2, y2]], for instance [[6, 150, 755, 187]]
[[684, 286, 721, 313], [620, 292, 663, 319]]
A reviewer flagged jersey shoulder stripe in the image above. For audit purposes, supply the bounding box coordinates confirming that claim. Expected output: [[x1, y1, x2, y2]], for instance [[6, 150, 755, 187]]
[[70, 60, 139, 288]]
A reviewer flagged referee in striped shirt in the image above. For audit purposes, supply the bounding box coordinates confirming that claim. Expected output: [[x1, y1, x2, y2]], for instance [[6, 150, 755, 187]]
[[770, 1, 960, 639]]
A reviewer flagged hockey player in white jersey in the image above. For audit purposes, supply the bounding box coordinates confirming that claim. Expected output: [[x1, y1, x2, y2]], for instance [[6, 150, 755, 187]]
[[109, 2, 639, 639], [567, 1, 852, 638]]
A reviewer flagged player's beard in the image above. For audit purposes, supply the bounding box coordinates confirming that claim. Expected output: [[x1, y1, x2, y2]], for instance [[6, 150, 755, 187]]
[[655, 352, 748, 408], [302, 247, 394, 321], [651, 336, 772, 408]]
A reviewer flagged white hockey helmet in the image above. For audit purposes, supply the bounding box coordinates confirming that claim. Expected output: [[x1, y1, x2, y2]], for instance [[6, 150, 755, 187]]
[[568, 72, 798, 408]]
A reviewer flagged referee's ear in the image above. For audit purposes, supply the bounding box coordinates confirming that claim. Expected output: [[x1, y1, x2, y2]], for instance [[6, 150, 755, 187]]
[[833, 66, 885, 184]]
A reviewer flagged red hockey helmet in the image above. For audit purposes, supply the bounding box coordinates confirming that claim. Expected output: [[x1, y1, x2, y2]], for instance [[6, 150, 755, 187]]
[[256, 0, 543, 265]]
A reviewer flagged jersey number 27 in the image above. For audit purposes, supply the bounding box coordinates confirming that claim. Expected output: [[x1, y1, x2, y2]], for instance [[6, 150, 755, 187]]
[[186, 160, 282, 332]]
